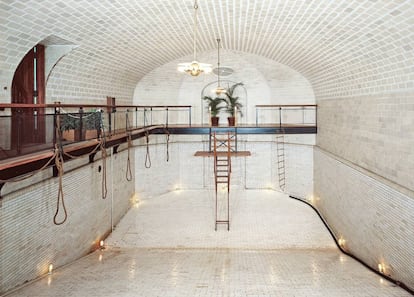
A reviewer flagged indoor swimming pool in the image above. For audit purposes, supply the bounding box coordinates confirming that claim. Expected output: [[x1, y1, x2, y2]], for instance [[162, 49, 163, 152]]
[[5, 189, 410, 296]]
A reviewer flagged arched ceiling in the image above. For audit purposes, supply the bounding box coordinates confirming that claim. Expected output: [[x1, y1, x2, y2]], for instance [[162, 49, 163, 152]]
[[1, 0, 413, 101]]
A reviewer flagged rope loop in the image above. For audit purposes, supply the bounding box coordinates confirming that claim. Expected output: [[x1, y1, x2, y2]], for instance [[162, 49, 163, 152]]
[[0, 150, 56, 183], [53, 143, 68, 225], [126, 133, 133, 181], [164, 127, 170, 162], [100, 138, 108, 199], [145, 130, 151, 168]]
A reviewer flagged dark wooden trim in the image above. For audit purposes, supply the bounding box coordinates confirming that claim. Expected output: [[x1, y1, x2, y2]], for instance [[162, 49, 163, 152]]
[[0, 103, 193, 109]]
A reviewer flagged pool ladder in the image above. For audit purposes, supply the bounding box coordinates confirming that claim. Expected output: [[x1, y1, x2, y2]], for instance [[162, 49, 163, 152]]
[[276, 133, 286, 191], [212, 132, 233, 231]]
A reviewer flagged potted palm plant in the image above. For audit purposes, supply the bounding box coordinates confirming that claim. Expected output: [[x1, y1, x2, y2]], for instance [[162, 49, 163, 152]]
[[60, 111, 101, 141], [83, 111, 102, 139], [203, 96, 225, 126], [60, 113, 82, 141], [224, 82, 244, 126]]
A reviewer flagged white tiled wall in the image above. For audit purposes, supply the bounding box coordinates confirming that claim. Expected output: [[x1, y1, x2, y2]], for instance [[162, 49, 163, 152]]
[[313, 148, 414, 290], [134, 135, 314, 200], [314, 87, 414, 293], [0, 149, 135, 294], [133, 51, 315, 125], [317, 92, 414, 193], [1, 1, 412, 107]]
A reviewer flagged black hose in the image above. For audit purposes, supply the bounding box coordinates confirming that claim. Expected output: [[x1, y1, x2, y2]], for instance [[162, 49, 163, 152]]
[[289, 195, 414, 295]]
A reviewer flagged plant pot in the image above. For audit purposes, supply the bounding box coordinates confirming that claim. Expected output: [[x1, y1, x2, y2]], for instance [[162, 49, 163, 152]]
[[227, 117, 235, 126], [211, 117, 219, 126], [85, 129, 98, 140], [61, 129, 85, 141]]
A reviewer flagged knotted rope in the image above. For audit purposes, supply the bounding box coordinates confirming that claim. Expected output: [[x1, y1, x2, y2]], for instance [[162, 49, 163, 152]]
[[53, 143, 67, 225]]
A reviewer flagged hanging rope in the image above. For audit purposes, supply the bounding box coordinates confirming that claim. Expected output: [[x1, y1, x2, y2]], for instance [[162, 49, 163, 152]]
[[0, 150, 57, 183], [100, 139, 108, 199], [164, 127, 170, 162], [53, 143, 67, 225], [126, 132, 133, 181], [0, 111, 62, 183], [145, 130, 151, 168], [100, 115, 108, 199], [63, 141, 101, 160], [125, 111, 133, 181]]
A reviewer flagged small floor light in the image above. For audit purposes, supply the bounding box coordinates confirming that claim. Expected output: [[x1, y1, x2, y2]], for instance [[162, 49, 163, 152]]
[[338, 237, 346, 248], [100, 240, 105, 250], [308, 195, 315, 204], [378, 263, 385, 274], [48, 264, 53, 275]]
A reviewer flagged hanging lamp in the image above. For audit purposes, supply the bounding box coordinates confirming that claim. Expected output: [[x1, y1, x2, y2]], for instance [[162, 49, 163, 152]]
[[214, 38, 226, 95], [177, 0, 212, 76]]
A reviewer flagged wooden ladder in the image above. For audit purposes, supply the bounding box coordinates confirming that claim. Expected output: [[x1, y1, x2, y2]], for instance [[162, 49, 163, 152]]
[[276, 133, 286, 191], [213, 132, 233, 231]]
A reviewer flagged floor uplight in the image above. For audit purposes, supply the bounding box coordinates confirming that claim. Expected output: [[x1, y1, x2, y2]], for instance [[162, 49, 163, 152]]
[[338, 237, 346, 248], [48, 264, 53, 274]]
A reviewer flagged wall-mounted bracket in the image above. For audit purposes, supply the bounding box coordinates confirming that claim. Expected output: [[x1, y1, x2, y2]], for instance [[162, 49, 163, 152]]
[[0, 182, 5, 207], [52, 166, 58, 177], [89, 152, 97, 163]]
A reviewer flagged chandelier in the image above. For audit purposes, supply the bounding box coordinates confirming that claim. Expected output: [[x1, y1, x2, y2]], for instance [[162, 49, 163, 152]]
[[177, 0, 212, 76], [214, 38, 226, 95]]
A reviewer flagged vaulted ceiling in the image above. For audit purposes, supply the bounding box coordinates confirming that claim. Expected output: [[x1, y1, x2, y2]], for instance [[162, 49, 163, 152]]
[[1, 0, 413, 101]]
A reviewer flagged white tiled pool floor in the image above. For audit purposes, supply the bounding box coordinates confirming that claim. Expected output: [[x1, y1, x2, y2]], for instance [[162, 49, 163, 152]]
[[108, 189, 336, 249], [6, 190, 412, 296]]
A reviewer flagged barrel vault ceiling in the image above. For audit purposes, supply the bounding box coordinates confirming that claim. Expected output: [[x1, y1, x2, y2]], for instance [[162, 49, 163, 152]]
[[1, 0, 413, 99]]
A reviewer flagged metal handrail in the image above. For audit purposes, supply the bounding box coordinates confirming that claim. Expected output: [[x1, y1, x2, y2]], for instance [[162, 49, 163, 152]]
[[255, 104, 317, 127], [0, 103, 192, 109], [0, 103, 193, 161]]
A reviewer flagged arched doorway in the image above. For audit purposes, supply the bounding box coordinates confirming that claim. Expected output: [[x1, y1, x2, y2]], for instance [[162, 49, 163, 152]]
[[11, 44, 46, 151]]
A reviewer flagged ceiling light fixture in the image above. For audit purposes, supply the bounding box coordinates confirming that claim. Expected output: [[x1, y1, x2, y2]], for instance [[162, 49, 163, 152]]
[[214, 38, 226, 95], [177, 0, 212, 76]]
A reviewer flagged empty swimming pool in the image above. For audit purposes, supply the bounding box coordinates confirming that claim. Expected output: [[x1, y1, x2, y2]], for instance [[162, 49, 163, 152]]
[[5, 189, 410, 296]]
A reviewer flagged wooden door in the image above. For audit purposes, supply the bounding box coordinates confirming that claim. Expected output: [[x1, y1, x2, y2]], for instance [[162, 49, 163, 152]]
[[11, 44, 45, 150]]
